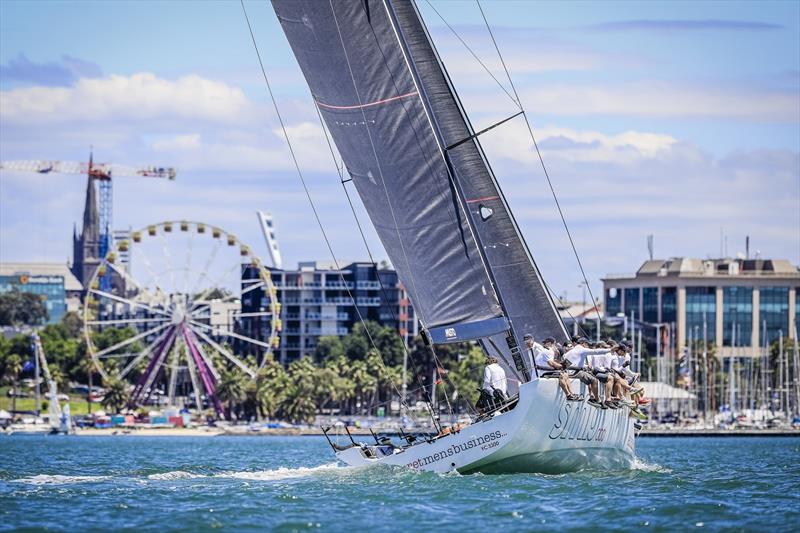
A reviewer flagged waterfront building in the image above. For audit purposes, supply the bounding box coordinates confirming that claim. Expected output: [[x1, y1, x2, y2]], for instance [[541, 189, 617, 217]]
[[0, 262, 83, 324], [603, 258, 800, 356], [240, 261, 416, 363]]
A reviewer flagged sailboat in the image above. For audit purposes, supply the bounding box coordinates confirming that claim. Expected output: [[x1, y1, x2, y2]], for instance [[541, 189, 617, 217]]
[[270, 0, 636, 474]]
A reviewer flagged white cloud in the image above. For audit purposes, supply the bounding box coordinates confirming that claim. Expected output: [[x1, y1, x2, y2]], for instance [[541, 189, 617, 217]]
[[482, 123, 678, 166], [0, 73, 255, 124], [522, 82, 799, 122]]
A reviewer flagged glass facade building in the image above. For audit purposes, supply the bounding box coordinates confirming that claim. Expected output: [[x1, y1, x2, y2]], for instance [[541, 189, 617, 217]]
[[759, 287, 789, 344], [685, 287, 716, 343], [642, 287, 658, 323], [605, 288, 621, 316], [0, 274, 66, 324], [604, 258, 799, 353], [723, 287, 752, 346], [624, 288, 640, 318], [661, 287, 677, 324]]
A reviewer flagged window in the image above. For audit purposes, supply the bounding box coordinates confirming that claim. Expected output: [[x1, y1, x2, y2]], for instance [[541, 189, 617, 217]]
[[624, 288, 640, 319], [686, 287, 716, 342], [661, 287, 676, 324], [723, 287, 752, 346], [643, 287, 658, 323], [605, 287, 621, 316], [759, 287, 789, 344]]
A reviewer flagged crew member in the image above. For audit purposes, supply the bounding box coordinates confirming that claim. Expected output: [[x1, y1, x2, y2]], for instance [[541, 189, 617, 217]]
[[528, 335, 581, 401], [483, 356, 508, 400], [563, 337, 606, 406]]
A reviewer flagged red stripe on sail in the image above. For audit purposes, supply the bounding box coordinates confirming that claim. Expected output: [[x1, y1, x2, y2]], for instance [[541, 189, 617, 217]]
[[316, 91, 419, 110], [466, 195, 500, 204]]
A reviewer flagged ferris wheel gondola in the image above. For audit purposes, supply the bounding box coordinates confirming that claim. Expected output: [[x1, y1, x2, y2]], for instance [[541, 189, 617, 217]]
[[82, 221, 281, 415]]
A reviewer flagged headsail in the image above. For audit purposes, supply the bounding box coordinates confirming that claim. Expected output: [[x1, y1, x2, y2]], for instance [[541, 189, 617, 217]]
[[273, 0, 566, 345]]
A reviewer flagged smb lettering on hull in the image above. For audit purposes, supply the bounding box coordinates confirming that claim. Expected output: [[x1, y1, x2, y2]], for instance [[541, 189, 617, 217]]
[[406, 430, 507, 469], [548, 400, 632, 447]]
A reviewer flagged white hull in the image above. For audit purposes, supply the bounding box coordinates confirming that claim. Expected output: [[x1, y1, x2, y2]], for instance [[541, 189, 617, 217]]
[[337, 379, 636, 474]]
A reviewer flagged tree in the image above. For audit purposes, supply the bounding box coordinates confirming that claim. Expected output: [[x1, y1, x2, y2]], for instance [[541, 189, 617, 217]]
[[61, 311, 83, 338], [281, 356, 318, 424], [350, 359, 377, 415], [375, 326, 406, 367], [255, 357, 289, 420], [101, 377, 128, 414], [323, 356, 355, 415], [6, 354, 22, 413], [77, 356, 97, 414], [445, 345, 486, 413], [314, 336, 344, 363], [216, 368, 246, 420], [0, 289, 49, 326], [343, 333, 369, 361]]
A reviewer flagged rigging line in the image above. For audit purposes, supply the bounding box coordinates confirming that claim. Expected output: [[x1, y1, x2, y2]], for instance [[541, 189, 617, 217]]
[[541, 279, 592, 340], [312, 100, 444, 419], [240, 0, 414, 417], [423, 0, 519, 109], [476, 0, 602, 324]]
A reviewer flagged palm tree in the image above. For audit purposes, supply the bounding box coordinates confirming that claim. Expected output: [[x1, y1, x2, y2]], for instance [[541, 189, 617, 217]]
[[281, 382, 317, 424], [256, 358, 288, 420], [101, 377, 128, 414], [6, 354, 22, 413], [216, 368, 246, 421], [77, 356, 96, 414], [279, 356, 319, 424], [350, 360, 377, 415]]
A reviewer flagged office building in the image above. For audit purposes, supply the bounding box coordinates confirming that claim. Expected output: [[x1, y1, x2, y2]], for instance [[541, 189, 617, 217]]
[[0, 262, 83, 324], [603, 257, 800, 357]]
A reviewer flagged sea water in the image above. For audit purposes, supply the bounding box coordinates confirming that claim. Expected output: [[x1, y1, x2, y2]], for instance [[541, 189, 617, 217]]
[[1, 435, 798, 531]]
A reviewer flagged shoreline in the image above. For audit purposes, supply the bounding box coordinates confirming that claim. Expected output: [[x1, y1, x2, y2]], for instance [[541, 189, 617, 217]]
[[6, 427, 797, 438]]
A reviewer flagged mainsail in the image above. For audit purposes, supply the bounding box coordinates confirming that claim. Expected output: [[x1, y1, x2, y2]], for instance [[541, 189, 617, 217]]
[[273, 0, 567, 347]]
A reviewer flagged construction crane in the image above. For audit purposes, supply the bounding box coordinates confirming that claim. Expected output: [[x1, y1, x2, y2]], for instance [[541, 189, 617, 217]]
[[1, 153, 176, 289]]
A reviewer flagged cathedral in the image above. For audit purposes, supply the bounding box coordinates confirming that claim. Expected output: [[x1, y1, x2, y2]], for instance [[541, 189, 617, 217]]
[[71, 174, 101, 294]]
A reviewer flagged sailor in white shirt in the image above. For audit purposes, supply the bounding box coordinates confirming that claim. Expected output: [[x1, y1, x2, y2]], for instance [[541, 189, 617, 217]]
[[483, 356, 508, 397], [588, 350, 620, 407], [612, 345, 643, 404], [525, 335, 580, 401], [562, 338, 605, 405]]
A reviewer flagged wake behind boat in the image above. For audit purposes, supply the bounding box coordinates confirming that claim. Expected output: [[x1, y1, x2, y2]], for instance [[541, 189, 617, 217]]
[[265, 0, 638, 473]]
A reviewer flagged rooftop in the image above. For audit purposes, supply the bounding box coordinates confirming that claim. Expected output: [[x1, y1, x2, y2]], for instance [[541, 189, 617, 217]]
[[604, 257, 800, 280], [0, 262, 83, 292]]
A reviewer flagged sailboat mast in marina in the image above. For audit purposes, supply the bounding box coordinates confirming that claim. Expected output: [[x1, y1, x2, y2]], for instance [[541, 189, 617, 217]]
[[270, 0, 636, 474]]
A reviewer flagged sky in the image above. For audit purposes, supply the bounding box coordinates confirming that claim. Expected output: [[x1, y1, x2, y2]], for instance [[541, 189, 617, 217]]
[[1, 0, 798, 302]]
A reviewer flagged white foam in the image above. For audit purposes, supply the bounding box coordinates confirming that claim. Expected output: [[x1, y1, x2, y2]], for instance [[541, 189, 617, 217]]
[[631, 457, 672, 473], [147, 471, 205, 480], [215, 462, 343, 481], [12, 474, 112, 485]]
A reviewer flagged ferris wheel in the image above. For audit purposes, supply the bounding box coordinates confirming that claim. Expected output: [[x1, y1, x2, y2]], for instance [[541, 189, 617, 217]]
[[82, 220, 281, 415]]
